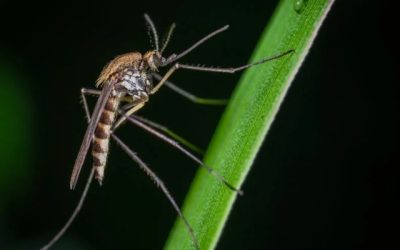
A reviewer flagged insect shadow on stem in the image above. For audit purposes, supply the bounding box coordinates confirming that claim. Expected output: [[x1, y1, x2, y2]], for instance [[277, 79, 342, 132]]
[[40, 13, 293, 250]]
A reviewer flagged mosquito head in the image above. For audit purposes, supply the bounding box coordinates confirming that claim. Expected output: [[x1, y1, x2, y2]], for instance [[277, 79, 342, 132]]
[[143, 14, 229, 68], [143, 50, 166, 71]]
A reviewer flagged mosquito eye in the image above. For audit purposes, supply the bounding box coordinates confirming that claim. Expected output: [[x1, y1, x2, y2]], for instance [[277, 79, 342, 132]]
[[152, 54, 161, 67]]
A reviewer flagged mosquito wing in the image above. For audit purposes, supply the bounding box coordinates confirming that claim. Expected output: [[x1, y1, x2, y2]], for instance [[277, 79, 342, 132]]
[[69, 81, 114, 190]]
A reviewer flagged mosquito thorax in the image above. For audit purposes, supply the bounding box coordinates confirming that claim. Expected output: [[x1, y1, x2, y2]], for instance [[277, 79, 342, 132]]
[[115, 68, 152, 99], [96, 52, 142, 86]]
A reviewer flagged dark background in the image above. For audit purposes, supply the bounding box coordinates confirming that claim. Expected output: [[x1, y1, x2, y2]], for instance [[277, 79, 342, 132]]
[[0, 0, 398, 249]]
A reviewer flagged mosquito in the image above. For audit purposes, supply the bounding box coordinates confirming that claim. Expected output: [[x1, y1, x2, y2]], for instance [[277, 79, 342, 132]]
[[40, 14, 293, 250]]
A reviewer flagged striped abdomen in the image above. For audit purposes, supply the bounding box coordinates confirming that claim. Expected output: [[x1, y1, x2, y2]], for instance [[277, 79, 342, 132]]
[[92, 95, 120, 184]]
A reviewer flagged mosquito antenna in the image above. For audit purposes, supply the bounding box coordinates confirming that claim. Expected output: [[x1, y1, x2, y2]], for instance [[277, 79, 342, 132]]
[[122, 113, 243, 195], [40, 169, 95, 250], [160, 23, 176, 53], [144, 13, 160, 51], [162, 25, 229, 66], [111, 134, 200, 250]]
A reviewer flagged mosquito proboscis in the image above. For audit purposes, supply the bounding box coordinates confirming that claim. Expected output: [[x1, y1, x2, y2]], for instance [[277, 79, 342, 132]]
[[40, 13, 293, 250]]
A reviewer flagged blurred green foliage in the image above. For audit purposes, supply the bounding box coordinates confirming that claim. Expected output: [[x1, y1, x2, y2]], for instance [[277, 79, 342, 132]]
[[0, 58, 33, 212]]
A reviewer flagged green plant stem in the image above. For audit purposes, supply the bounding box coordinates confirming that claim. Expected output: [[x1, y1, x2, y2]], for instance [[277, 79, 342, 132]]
[[165, 0, 334, 249]]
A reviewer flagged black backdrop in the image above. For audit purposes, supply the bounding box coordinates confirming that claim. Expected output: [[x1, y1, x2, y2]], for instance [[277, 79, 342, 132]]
[[0, 0, 398, 249]]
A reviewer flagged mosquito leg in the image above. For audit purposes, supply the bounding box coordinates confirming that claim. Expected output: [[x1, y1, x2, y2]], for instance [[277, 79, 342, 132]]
[[110, 134, 200, 250], [113, 101, 146, 130], [40, 91, 98, 250], [40, 168, 94, 250], [162, 25, 229, 65], [176, 49, 294, 73], [131, 114, 204, 155], [151, 63, 179, 94], [152, 72, 228, 105], [80, 88, 99, 122], [120, 112, 243, 195], [81, 88, 101, 96]]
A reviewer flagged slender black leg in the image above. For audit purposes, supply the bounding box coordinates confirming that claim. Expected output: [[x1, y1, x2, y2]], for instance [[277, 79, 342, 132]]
[[111, 134, 200, 250]]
